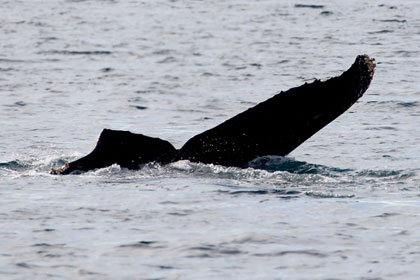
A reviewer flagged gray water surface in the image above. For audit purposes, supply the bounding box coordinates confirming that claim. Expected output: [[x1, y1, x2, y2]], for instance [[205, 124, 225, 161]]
[[1, 0, 420, 279]]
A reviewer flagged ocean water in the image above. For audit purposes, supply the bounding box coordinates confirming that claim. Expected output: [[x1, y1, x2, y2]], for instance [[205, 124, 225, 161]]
[[1, 0, 419, 279]]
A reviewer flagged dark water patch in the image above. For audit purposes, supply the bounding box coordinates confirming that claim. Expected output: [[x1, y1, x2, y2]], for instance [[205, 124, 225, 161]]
[[0, 58, 28, 63], [135, 90, 151, 94], [190, 245, 215, 251], [100, 67, 114, 72], [374, 212, 400, 218], [155, 265, 175, 270], [43, 253, 62, 258], [345, 223, 358, 227], [40, 36, 58, 41], [26, 21, 51, 27], [365, 126, 397, 131], [397, 171, 417, 180], [33, 228, 56, 232], [368, 30, 394, 34], [218, 249, 243, 255], [157, 56, 177, 64], [255, 250, 326, 257], [230, 190, 272, 195], [277, 59, 290, 64], [374, 19, 406, 23], [168, 210, 192, 216], [119, 241, 162, 249], [4, 101, 27, 107], [131, 105, 148, 110], [163, 74, 179, 81], [394, 50, 419, 57], [378, 4, 398, 9], [201, 72, 218, 76], [249, 156, 351, 176], [336, 233, 354, 240], [366, 100, 418, 108], [0, 67, 15, 72], [16, 262, 38, 269], [0, 160, 31, 171], [320, 11, 333, 16], [277, 195, 300, 200], [397, 101, 418, 107], [77, 227, 95, 230], [159, 201, 179, 205], [79, 269, 106, 276], [152, 49, 177, 56], [223, 189, 301, 197], [12, 20, 26, 24], [189, 245, 244, 256], [45, 50, 112, 55], [33, 243, 52, 247], [250, 63, 262, 68], [295, 4, 324, 9]]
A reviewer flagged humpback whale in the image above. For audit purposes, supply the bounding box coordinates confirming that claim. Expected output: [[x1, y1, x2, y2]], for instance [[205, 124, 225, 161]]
[[51, 55, 375, 175]]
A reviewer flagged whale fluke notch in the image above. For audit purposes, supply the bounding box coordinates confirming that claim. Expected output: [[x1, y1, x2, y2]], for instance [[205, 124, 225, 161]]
[[51, 55, 375, 175]]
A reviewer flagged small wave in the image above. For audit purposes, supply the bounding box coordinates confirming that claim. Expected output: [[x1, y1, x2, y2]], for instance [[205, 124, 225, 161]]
[[217, 188, 301, 199], [397, 101, 418, 107], [373, 19, 407, 23], [356, 169, 401, 178], [0, 67, 15, 72], [100, 67, 114, 72], [119, 241, 161, 249], [374, 212, 400, 218], [0, 58, 29, 63], [157, 56, 177, 64], [320, 11, 333, 16], [16, 262, 37, 269], [294, 4, 324, 9], [225, 189, 300, 196], [151, 49, 178, 56], [44, 50, 112, 55], [0, 160, 31, 171], [249, 156, 351, 176], [4, 101, 27, 107], [365, 126, 397, 130], [254, 250, 327, 258], [365, 100, 418, 108], [368, 30, 394, 34], [188, 244, 244, 257], [378, 4, 397, 9], [131, 105, 148, 110], [1, 156, 72, 175]]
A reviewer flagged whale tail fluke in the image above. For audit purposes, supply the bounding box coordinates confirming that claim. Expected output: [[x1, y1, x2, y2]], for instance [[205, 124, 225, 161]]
[[51, 129, 176, 175], [174, 55, 375, 167], [52, 55, 375, 175]]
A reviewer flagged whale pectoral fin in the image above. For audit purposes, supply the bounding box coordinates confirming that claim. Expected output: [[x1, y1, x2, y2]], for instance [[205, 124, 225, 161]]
[[51, 129, 177, 175]]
